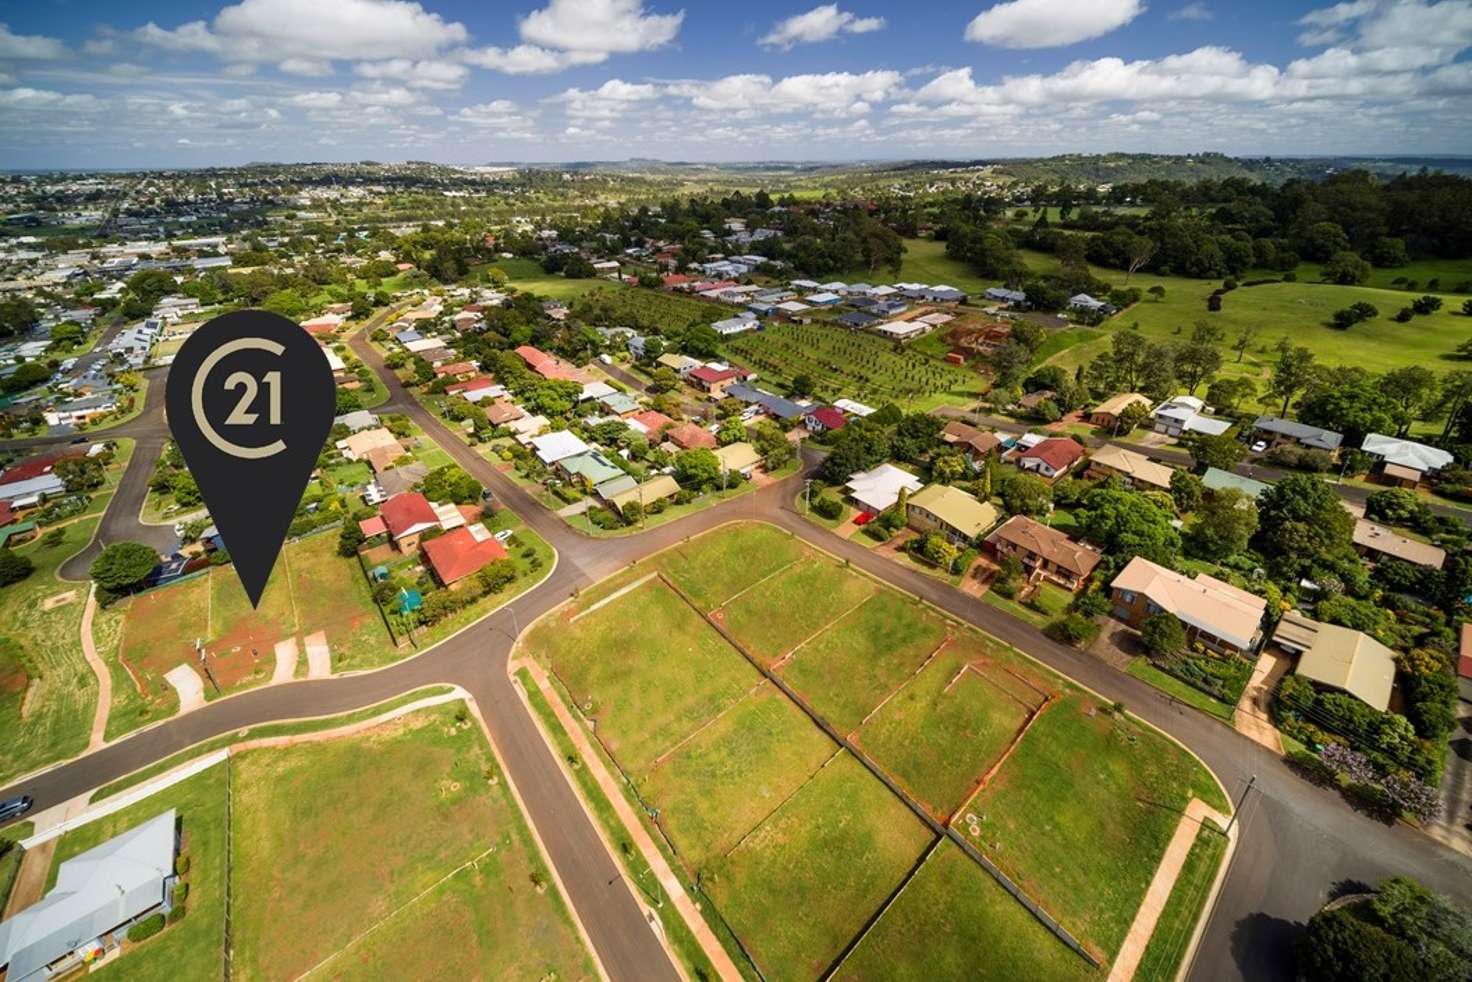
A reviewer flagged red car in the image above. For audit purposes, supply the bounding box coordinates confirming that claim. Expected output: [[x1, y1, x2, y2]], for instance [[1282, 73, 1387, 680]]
[[853, 511, 875, 526]]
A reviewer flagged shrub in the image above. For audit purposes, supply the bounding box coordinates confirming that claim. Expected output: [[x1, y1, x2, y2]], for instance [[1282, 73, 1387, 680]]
[[812, 495, 843, 520], [128, 913, 166, 942], [167, 904, 186, 925], [173, 882, 189, 903], [174, 855, 190, 875], [1140, 612, 1187, 658], [1045, 613, 1099, 647]]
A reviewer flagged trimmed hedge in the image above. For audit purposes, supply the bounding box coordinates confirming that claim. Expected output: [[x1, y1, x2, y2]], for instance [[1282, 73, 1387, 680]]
[[127, 913, 166, 942]]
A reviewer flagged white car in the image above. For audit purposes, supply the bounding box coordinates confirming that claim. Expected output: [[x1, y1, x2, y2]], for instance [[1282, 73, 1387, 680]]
[[494, 529, 514, 542], [1250, 440, 1268, 453]]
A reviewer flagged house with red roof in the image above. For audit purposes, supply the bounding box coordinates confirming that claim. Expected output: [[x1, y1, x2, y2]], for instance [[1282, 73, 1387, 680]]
[[445, 376, 497, 398], [688, 365, 747, 397], [377, 492, 439, 552], [803, 406, 847, 433], [0, 451, 82, 486], [434, 360, 478, 380], [628, 410, 675, 437], [665, 421, 717, 451], [1017, 437, 1085, 482], [662, 273, 693, 289], [422, 524, 510, 588], [514, 345, 581, 382]]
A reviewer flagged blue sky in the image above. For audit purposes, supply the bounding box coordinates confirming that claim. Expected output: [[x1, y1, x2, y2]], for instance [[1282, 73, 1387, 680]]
[[0, 0, 1469, 168]]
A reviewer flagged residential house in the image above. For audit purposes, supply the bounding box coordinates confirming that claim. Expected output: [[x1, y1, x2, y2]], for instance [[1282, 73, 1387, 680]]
[[529, 430, 593, 465], [656, 353, 703, 377], [607, 474, 680, 516], [985, 515, 1102, 590], [1353, 519, 1446, 569], [711, 315, 760, 337], [1152, 395, 1231, 437], [907, 484, 999, 545], [1360, 433, 1454, 488], [1109, 556, 1267, 656], [1086, 444, 1174, 492], [665, 421, 718, 451], [834, 398, 875, 418], [433, 360, 478, 380], [336, 427, 403, 463], [714, 441, 762, 478], [1250, 416, 1343, 455], [365, 492, 439, 552], [689, 365, 747, 397], [940, 421, 1003, 465], [43, 393, 118, 427], [725, 384, 807, 422], [485, 400, 525, 427], [422, 524, 509, 588], [1088, 393, 1152, 430], [374, 462, 428, 499], [845, 463, 923, 515], [627, 409, 675, 439], [333, 409, 380, 433], [984, 287, 1027, 304], [803, 406, 847, 433], [1067, 293, 1116, 315], [1275, 611, 1398, 711], [1202, 467, 1269, 500], [515, 345, 582, 382], [559, 450, 625, 490], [1016, 437, 1085, 481], [0, 810, 178, 982]]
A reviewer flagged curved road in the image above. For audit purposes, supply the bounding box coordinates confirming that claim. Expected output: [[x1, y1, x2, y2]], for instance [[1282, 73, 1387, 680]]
[[2, 325, 1468, 982]]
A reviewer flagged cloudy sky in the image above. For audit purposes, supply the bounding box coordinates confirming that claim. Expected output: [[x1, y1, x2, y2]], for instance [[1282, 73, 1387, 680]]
[[0, 0, 1469, 168]]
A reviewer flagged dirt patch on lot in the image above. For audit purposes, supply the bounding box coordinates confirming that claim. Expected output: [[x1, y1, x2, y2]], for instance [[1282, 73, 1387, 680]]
[[41, 590, 76, 612]]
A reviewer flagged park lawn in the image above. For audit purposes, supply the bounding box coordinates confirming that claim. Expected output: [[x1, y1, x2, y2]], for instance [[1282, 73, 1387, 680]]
[[46, 765, 227, 982], [834, 237, 1000, 298], [231, 704, 593, 982], [706, 752, 933, 981], [718, 556, 878, 665], [640, 683, 837, 869], [1134, 823, 1229, 982], [964, 692, 1227, 961], [834, 840, 1098, 982], [778, 589, 948, 734], [0, 518, 101, 786], [855, 643, 1039, 818], [656, 521, 808, 611], [532, 580, 759, 775], [283, 531, 390, 671]]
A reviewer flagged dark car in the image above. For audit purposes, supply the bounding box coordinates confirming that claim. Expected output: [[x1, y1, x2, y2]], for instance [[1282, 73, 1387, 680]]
[[0, 794, 32, 823], [70, 436, 87, 444]]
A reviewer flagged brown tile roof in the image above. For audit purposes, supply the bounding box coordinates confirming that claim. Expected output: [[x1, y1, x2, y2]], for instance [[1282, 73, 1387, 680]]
[[986, 515, 1102, 579]]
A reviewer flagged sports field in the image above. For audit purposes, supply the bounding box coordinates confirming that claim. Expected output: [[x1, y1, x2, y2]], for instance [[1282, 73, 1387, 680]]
[[525, 521, 1229, 980], [114, 531, 390, 720]]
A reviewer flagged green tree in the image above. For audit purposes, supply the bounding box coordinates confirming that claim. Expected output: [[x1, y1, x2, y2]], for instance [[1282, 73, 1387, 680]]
[[1253, 474, 1357, 579], [1188, 488, 1259, 561], [1323, 251, 1372, 285], [1269, 345, 1316, 415], [1170, 469, 1203, 513], [1181, 432, 1245, 473], [1140, 612, 1187, 659], [1000, 473, 1052, 517], [0, 548, 34, 587], [90, 542, 159, 594], [716, 415, 746, 446], [674, 448, 721, 489], [1076, 487, 1181, 565]]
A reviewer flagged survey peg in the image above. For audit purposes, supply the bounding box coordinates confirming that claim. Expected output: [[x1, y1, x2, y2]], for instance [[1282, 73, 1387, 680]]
[[164, 309, 336, 608]]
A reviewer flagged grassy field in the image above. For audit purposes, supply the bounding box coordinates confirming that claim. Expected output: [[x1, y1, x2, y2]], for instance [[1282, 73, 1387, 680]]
[[854, 638, 1045, 817], [46, 765, 227, 982], [706, 752, 933, 980], [834, 840, 1097, 981], [963, 692, 1228, 961], [718, 556, 877, 664], [0, 518, 100, 786], [779, 589, 947, 733], [537, 579, 759, 775], [726, 321, 987, 411], [834, 237, 1000, 297], [481, 256, 628, 301], [230, 704, 593, 981], [523, 521, 1230, 980]]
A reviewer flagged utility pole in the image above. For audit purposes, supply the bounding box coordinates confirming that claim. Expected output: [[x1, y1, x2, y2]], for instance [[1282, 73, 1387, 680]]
[[1226, 774, 1256, 835]]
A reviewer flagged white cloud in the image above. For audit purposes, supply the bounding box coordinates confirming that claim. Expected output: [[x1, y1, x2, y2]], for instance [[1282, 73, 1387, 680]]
[[286, 90, 345, 108], [0, 87, 98, 110], [355, 57, 468, 89], [0, 23, 66, 60], [1169, 2, 1214, 20], [758, 4, 886, 48], [135, 0, 467, 63], [965, 0, 1145, 48], [454, 98, 539, 137], [519, 0, 684, 55], [82, 38, 117, 57], [671, 70, 902, 113], [459, 44, 607, 74], [279, 58, 333, 76], [550, 78, 660, 119]]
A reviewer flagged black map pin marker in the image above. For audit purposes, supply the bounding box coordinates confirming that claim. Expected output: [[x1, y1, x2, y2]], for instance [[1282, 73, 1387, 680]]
[[165, 309, 336, 608]]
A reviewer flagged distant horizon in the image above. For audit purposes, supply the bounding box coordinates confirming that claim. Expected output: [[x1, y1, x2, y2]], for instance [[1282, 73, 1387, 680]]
[[1, 0, 1470, 169]]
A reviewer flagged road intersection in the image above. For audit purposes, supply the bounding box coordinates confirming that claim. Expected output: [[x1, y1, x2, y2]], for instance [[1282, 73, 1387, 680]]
[[1, 319, 1467, 981]]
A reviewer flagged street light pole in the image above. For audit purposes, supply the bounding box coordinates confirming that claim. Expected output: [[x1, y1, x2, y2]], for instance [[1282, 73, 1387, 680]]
[[1225, 774, 1256, 835]]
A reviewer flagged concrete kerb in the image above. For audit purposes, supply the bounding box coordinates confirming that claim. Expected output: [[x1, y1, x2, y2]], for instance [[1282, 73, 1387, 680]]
[[1, 531, 562, 792]]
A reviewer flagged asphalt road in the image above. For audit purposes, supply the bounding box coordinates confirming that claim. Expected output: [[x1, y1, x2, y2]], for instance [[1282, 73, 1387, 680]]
[[2, 328, 1469, 981]]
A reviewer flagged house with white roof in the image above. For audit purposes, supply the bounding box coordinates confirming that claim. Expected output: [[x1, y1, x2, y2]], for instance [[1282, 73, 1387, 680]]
[[1360, 433, 1455, 488], [1152, 395, 1231, 438], [844, 463, 924, 515], [529, 430, 592, 464]]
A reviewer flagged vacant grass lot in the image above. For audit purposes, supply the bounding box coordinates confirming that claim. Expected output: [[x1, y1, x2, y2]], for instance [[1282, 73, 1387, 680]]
[[231, 705, 593, 982], [855, 642, 1041, 818], [481, 257, 627, 301], [657, 521, 808, 611], [0, 518, 100, 786], [706, 752, 933, 981], [964, 692, 1228, 961], [642, 684, 836, 869], [45, 766, 227, 982], [779, 590, 947, 733], [718, 556, 877, 665], [535, 579, 759, 774], [834, 840, 1097, 981]]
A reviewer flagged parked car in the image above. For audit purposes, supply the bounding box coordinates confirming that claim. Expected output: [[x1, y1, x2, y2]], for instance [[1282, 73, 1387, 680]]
[[0, 794, 33, 823], [1250, 440, 1268, 453], [494, 528, 514, 542]]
